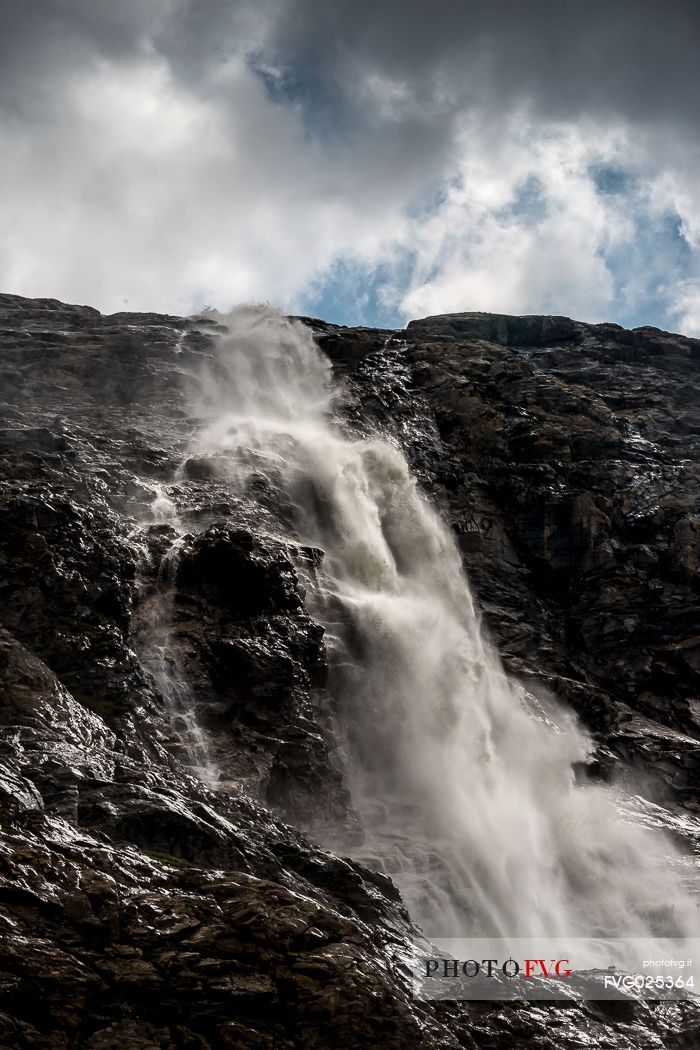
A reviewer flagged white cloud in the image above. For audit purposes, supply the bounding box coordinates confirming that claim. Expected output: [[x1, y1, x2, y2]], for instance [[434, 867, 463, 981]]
[[0, 51, 362, 313], [0, 47, 428, 315], [1, 4, 700, 333], [392, 118, 632, 321], [669, 281, 700, 336]]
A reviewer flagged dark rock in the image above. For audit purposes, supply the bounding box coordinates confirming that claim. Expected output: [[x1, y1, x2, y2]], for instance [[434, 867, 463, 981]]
[[183, 457, 222, 481], [176, 526, 303, 615]]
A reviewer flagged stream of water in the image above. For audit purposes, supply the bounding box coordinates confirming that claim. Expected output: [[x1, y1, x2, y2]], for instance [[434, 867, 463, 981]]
[[178, 306, 697, 940]]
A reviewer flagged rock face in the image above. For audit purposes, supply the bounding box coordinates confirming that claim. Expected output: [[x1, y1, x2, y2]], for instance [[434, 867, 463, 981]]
[[0, 293, 698, 1048]]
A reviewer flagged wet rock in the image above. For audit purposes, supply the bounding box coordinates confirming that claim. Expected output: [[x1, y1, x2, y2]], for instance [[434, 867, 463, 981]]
[[183, 457, 222, 481], [167, 525, 347, 829], [176, 526, 303, 615]]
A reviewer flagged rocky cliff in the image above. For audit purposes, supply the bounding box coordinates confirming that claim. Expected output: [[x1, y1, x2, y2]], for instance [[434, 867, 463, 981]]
[[0, 292, 698, 1048]]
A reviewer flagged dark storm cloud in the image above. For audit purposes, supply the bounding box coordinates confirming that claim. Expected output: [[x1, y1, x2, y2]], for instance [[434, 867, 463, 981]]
[[0, 1, 154, 110], [165, 0, 700, 132], [266, 0, 699, 113], [4, 1, 698, 130]]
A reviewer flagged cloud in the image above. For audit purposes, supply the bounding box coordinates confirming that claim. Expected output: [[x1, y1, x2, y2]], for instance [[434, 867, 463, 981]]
[[0, 42, 384, 313], [670, 281, 700, 336], [387, 117, 631, 322], [252, 0, 700, 133], [1, 1, 699, 331]]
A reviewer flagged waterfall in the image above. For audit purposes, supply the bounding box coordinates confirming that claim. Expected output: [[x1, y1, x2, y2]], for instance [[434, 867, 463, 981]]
[[138, 484, 219, 789], [190, 306, 697, 940]]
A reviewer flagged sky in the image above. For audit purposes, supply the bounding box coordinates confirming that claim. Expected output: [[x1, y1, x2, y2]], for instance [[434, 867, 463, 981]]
[[1, 0, 700, 334]]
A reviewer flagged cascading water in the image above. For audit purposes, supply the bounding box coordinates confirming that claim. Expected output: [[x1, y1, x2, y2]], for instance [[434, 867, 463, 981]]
[[190, 306, 698, 941], [137, 484, 219, 789]]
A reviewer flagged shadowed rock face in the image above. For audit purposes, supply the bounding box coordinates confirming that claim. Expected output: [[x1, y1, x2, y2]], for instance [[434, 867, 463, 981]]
[[0, 292, 698, 1048]]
